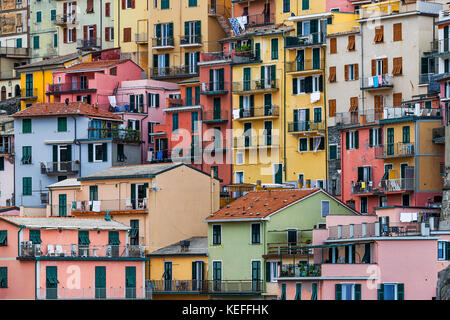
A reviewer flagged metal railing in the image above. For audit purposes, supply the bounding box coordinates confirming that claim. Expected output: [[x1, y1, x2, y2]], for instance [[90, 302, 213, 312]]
[[286, 59, 324, 72], [232, 49, 260, 64], [202, 139, 230, 151], [149, 280, 206, 293], [266, 242, 311, 255], [36, 287, 151, 300], [151, 37, 175, 48], [135, 33, 148, 43], [361, 74, 393, 89], [71, 198, 148, 212], [204, 280, 263, 294], [48, 82, 91, 93], [351, 181, 373, 194], [0, 144, 13, 154], [180, 35, 202, 46], [21, 88, 38, 98], [279, 264, 321, 278], [381, 178, 414, 192], [335, 111, 360, 125], [233, 135, 279, 148], [232, 79, 279, 92], [287, 121, 325, 133], [150, 66, 198, 78], [328, 222, 424, 240], [202, 110, 229, 122], [54, 14, 77, 25], [200, 51, 232, 62], [285, 32, 326, 48], [236, 106, 279, 119], [167, 98, 185, 108], [200, 81, 228, 93], [243, 12, 275, 27], [0, 47, 30, 57], [19, 242, 145, 259], [40, 161, 80, 175], [374, 142, 415, 158], [77, 38, 101, 49], [87, 128, 141, 142], [419, 73, 434, 85]]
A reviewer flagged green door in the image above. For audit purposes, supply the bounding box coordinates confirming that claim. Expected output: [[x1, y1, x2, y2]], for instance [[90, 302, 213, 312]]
[[274, 164, 283, 184], [125, 266, 136, 299], [25, 74, 33, 97], [46, 266, 58, 299], [387, 128, 394, 155], [264, 121, 272, 146], [164, 262, 172, 291], [108, 231, 120, 257], [251, 261, 261, 291], [243, 68, 251, 91], [264, 94, 272, 116], [312, 48, 321, 69], [95, 266, 106, 299], [212, 261, 222, 291], [213, 97, 221, 120], [296, 50, 305, 71], [58, 194, 67, 217], [89, 186, 98, 211]]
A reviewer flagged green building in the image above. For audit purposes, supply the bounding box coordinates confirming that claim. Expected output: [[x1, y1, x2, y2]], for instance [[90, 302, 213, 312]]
[[204, 188, 359, 300], [29, 0, 58, 62]]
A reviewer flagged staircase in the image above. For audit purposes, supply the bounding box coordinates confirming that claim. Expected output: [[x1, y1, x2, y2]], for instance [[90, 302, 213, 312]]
[[208, 5, 232, 37], [215, 14, 232, 37]]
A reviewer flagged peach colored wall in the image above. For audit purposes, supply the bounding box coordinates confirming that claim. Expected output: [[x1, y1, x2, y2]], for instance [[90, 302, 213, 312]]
[[47, 187, 80, 217], [325, 215, 377, 228]]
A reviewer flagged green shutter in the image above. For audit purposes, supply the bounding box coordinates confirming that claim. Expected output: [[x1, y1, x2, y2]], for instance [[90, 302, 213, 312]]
[[29, 229, 42, 244], [0, 230, 7, 246], [0, 157, 4, 171], [23, 119, 31, 133], [126, 266, 136, 287], [369, 129, 373, 147], [302, 0, 309, 10], [397, 284, 404, 300], [95, 267, 106, 288], [329, 145, 337, 160], [0, 267, 7, 288], [378, 284, 384, 300], [78, 231, 90, 245], [23, 177, 32, 196], [295, 283, 302, 300], [131, 184, 136, 209], [58, 118, 67, 132], [403, 126, 410, 143], [346, 132, 350, 150], [265, 262, 271, 282], [192, 262, 197, 280], [102, 143, 107, 162], [311, 283, 317, 300], [88, 144, 93, 162], [281, 283, 286, 300], [109, 231, 120, 245], [335, 284, 342, 300], [271, 38, 278, 60], [293, 78, 298, 94], [355, 284, 361, 300], [354, 130, 359, 149]]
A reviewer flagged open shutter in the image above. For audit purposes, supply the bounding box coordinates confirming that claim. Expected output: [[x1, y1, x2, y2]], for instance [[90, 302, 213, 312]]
[[131, 183, 136, 209], [53, 145, 58, 163], [292, 78, 298, 95], [383, 58, 388, 75], [371, 60, 376, 76], [378, 284, 384, 300], [344, 65, 349, 81], [369, 129, 374, 147], [346, 132, 350, 150], [265, 262, 271, 282], [354, 130, 359, 149], [305, 77, 312, 93], [397, 284, 404, 300], [102, 143, 107, 162], [122, 0, 126, 9], [354, 64, 359, 80], [355, 284, 361, 300], [192, 262, 197, 280], [88, 144, 93, 162]]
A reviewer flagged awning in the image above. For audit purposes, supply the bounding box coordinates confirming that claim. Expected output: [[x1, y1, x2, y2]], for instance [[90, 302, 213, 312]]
[[46, 277, 59, 285]]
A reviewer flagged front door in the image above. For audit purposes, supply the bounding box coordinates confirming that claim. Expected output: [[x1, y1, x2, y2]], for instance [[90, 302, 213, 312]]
[[95, 266, 106, 299], [164, 262, 172, 291], [46, 266, 58, 299], [387, 128, 394, 155], [58, 194, 67, 217], [125, 266, 136, 299]]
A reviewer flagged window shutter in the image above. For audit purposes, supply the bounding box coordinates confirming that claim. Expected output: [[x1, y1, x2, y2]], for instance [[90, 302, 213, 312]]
[[328, 66, 336, 82], [330, 38, 337, 54], [271, 65, 276, 82], [393, 23, 402, 41], [88, 144, 93, 162], [346, 131, 350, 150], [131, 0, 135, 9], [102, 143, 107, 162], [319, 75, 323, 92], [293, 78, 298, 94], [355, 284, 361, 300], [122, 0, 126, 9], [393, 93, 402, 107], [383, 58, 388, 75], [378, 284, 384, 300], [192, 262, 197, 280], [53, 145, 58, 163], [347, 35, 355, 51], [329, 99, 336, 117], [369, 129, 373, 147], [397, 284, 404, 300], [344, 65, 349, 81], [265, 262, 271, 282], [295, 283, 302, 300], [335, 284, 342, 300], [354, 64, 359, 80], [355, 130, 359, 149], [371, 59, 376, 76], [83, 25, 88, 40], [305, 76, 312, 93], [131, 184, 136, 208], [105, 27, 110, 41]]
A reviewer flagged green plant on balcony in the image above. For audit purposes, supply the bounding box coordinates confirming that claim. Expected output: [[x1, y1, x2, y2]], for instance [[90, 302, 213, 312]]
[[235, 44, 252, 56]]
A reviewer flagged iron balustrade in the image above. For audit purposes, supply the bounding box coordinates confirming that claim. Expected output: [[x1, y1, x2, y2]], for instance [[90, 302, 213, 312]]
[[286, 59, 324, 72], [48, 81, 91, 93], [149, 280, 206, 293], [375, 142, 415, 158], [150, 65, 198, 78], [200, 81, 228, 94], [232, 79, 279, 92], [237, 105, 279, 119], [87, 128, 141, 142], [180, 35, 202, 46], [54, 14, 77, 25], [287, 121, 325, 133], [151, 37, 175, 48], [200, 51, 231, 62], [360, 74, 393, 89], [41, 161, 79, 175], [202, 110, 229, 122], [71, 198, 148, 212], [351, 181, 373, 194], [36, 287, 152, 300], [285, 32, 326, 48], [279, 263, 321, 277], [77, 38, 101, 49]]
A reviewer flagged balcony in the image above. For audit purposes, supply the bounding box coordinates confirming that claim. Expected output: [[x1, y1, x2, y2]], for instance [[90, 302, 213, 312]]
[[231, 49, 261, 64], [200, 81, 229, 95], [87, 128, 141, 143], [20, 88, 38, 100], [360, 74, 393, 90], [233, 135, 279, 149], [0, 144, 14, 155], [284, 32, 326, 49], [351, 178, 414, 195], [149, 280, 206, 294], [199, 51, 232, 63], [54, 14, 77, 26], [150, 148, 201, 163], [374, 142, 415, 159], [279, 263, 321, 278], [286, 59, 324, 73], [47, 82, 95, 94], [180, 35, 202, 47], [151, 37, 174, 49], [266, 242, 311, 255], [245, 12, 275, 27], [71, 198, 148, 213], [287, 121, 325, 133], [150, 66, 198, 80], [36, 287, 151, 300], [419, 73, 435, 85], [0, 47, 30, 58], [234, 105, 279, 120], [135, 33, 148, 43], [232, 79, 279, 94], [203, 139, 230, 152], [19, 242, 146, 259], [77, 38, 101, 50], [433, 38, 450, 56], [351, 181, 374, 195], [202, 110, 229, 123], [205, 280, 263, 295], [335, 111, 360, 126], [40, 161, 79, 176]]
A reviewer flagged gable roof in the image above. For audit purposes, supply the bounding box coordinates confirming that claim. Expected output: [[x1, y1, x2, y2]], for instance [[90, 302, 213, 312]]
[[57, 59, 140, 73], [14, 52, 84, 70], [148, 237, 207, 256], [205, 188, 360, 222], [11, 102, 121, 120], [0, 216, 130, 230]]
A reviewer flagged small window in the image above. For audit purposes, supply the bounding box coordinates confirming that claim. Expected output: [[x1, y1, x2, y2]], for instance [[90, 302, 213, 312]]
[[23, 177, 32, 196], [0, 230, 7, 246], [438, 241, 446, 261], [299, 138, 308, 152], [94, 143, 104, 162], [110, 67, 117, 75], [57, 117, 67, 132], [251, 224, 261, 244], [321, 201, 330, 217], [236, 152, 244, 165], [212, 225, 221, 245], [22, 119, 31, 133], [329, 145, 337, 160]]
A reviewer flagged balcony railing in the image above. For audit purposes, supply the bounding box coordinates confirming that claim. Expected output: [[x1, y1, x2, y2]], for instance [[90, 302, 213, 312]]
[[40, 161, 79, 176], [232, 79, 279, 93], [0, 144, 13, 155], [266, 242, 311, 255], [0, 47, 30, 57], [204, 280, 263, 294], [232, 49, 261, 64], [233, 135, 279, 148], [351, 181, 373, 194], [54, 14, 77, 26], [77, 38, 101, 50], [202, 139, 229, 152], [166, 98, 185, 108], [419, 73, 434, 85], [381, 178, 414, 192], [335, 111, 360, 126], [20, 88, 38, 99], [200, 81, 229, 94], [48, 82, 92, 93], [19, 242, 145, 259], [374, 142, 415, 158], [150, 66, 198, 79], [199, 51, 232, 63], [236, 106, 279, 119], [361, 74, 393, 90], [151, 37, 174, 48], [279, 264, 321, 278], [36, 287, 151, 300], [243, 13, 275, 27], [87, 128, 141, 143], [149, 280, 206, 293], [285, 32, 326, 48], [202, 110, 229, 123], [435, 38, 450, 55], [135, 33, 148, 43], [328, 222, 427, 240], [180, 35, 202, 46], [72, 198, 147, 212], [287, 121, 325, 133], [151, 148, 202, 163], [286, 59, 324, 72]]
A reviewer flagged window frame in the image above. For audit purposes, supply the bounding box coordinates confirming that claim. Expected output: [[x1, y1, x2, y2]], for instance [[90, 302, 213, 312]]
[[212, 224, 222, 245], [250, 223, 261, 244]]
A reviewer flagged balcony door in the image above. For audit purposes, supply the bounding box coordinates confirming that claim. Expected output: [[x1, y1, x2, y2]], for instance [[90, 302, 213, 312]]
[[264, 94, 272, 116], [46, 266, 58, 299], [387, 128, 394, 156], [251, 261, 261, 292], [264, 3, 271, 24], [164, 262, 173, 291], [95, 267, 106, 299], [161, 23, 170, 46], [244, 122, 252, 147], [192, 261, 204, 291], [264, 121, 272, 146], [58, 194, 67, 217], [58, 145, 71, 172], [294, 108, 309, 131], [287, 229, 297, 253]]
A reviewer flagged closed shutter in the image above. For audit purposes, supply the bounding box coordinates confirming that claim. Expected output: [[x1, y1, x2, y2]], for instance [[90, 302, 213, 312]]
[[0, 157, 3, 171], [78, 231, 90, 245], [344, 65, 349, 81], [271, 38, 278, 59], [328, 66, 336, 82], [347, 35, 355, 51], [369, 129, 374, 147], [292, 78, 298, 94], [0, 267, 7, 288], [125, 266, 136, 287], [30, 229, 42, 244], [393, 23, 402, 41], [108, 231, 120, 245], [131, 184, 136, 209], [371, 59, 376, 76], [382, 58, 388, 75], [335, 284, 342, 300], [397, 284, 404, 300], [393, 57, 402, 75], [402, 126, 410, 143], [88, 144, 93, 162], [354, 64, 359, 80], [378, 284, 384, 300], [330, 37, 337, 54], [346, 132, 350, 150], [354, 130, 359, 149], [355, 284, 361, 300], [295, 283, 302, 300], [102, 143, 107, 162], [265, 262, 271, 282], [393, 93, 402, 107], [328, 99, 336, 117]]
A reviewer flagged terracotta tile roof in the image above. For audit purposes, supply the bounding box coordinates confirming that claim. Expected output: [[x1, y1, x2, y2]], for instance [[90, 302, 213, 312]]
[[60, 59, 131, 72], [12, 102, 121, 120], [206, 189, 321, 221]]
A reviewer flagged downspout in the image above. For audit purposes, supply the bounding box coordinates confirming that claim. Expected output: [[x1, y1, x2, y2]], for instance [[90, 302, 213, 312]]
[[71, 116, 80, 177], [140, 111, 150, 164], [100, 0, 103, 50], [283, 31, 287, 182], [50, 189, 53, 217], [323, 42, 328, 191]]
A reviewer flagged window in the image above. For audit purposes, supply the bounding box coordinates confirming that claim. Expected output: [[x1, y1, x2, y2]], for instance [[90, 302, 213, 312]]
[[393, 23, 402, 41], [283, 0, 290, 13], [251, 224, 261, 244], [312, 75, 321, 92], [402, 126, 410, 143], [438, 241, 447, 260], [269, 262, 278, 283], [236, 153, 244, 165], [309, 137, 324, 151], [148, 93, 160, 108], [392, 57, 402, 75], [271, 38, 278, 60], [402, 194, 410, 207], [369, 128, 381, 147], [302, 0, 309, 10], [212, 225, 221, 245], [330, 38, 337, 54], [345, 64, 358, 81], [36, 11, 42, 23], [22, 177, 32, 196], [346, 130, 359, 150], [212, 261, 222, 283], [130, 220, 139, 245], [293, 77, 306, 94], [299, 138, 307, 152], [328, 66, 336, 83], [188, 0, 197, 7], [51, 10, 56, 21], [0, 230, 6, 246], [347, 35, 355, 51], [22, 146, 32, 164], [379, 196, 387, 207], [313, 107, 322, 123], [336, 284, 361, 300], [57, 117, 67, 132], [360, 197, 368, 214], [0, 267, 7, 288], [110, 67, 117, 75], [321, 201, 330, 217], [329, 145, 337, 160], [374, 25, 384, 43], [211, 166, 219, 179], [93, 143, 106, 162], [172, 113, 179, 132], [379, 283, 404, 300], [161, 0, 170, 10], [117, 144, 126, 162]]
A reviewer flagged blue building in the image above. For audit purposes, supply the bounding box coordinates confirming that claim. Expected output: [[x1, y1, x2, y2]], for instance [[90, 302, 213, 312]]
[[12, 102, 142, 209]]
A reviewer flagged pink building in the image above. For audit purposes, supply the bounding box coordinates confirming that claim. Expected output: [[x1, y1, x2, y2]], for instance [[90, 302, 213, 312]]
[[113, 79, 180, 163], [276, 206, 450, 300], [47, 59, 143, 110], [326, 0, 355, 13], [0, 216, 149, 300]]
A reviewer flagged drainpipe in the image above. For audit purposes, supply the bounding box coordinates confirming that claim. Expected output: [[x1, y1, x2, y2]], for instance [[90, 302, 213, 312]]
[[323, 43, 328, 190], [50, 189, 53, 217], [140, 110, 150, 163], [71, 116, 80, 177], [282, 30, 287, 182]]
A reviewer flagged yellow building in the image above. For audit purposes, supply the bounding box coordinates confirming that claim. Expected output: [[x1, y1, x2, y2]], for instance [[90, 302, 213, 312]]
[[15, 52, 92, 109], [114, 0, 148, 73], [148, 237, 209, 300], [148, 0, 231, 81]]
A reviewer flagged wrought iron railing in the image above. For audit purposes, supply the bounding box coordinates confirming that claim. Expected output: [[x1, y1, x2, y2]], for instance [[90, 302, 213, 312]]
[[232, 79, 279, 92], [374, 142, 415, 158], [87, 128, 141, 142]]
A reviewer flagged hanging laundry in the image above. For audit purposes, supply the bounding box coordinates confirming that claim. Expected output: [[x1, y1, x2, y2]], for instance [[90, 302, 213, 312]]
[[233, 109, 240, 119], [378, 75, 383, 86], [228, 18, 241, 35], [368, 77, 374, 87], [236, 16, 247, 31], [373, 76, 379, 88], [310, 91, 320, 103]]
